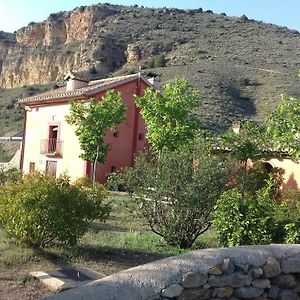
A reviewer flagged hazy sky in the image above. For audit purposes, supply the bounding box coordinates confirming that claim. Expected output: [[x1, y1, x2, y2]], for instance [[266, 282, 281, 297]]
[[0, 0, 299, 32]]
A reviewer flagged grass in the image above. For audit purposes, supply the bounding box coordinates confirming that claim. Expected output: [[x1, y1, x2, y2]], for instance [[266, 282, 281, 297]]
[[0, 192, 218, 273], [0, 191, 219, 299]]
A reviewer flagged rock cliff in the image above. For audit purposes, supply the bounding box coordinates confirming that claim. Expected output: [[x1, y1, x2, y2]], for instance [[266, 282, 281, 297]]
[[0, 5, 124, 87]]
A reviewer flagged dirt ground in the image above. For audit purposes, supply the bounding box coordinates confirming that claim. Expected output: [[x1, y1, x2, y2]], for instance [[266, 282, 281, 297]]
[[0, 250, 165, 300], [0, 267, 51, 300]]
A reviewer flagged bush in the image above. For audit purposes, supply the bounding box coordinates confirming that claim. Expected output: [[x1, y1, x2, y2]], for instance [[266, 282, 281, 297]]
[[105, 171, 127, 191], [213, 177, 300, 246], [274, 198, 300, 243], [237, 161, 284, 199], [0, 173, 111, 247], [126, 144, 227, 248], [213, 183, 276, 246], [0, 168, 20, 184], [148, 54, 167, 68]]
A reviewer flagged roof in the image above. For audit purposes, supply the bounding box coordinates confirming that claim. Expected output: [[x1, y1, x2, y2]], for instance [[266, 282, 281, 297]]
[[64, 71, 90, 82], [18, 73, 152, 105]]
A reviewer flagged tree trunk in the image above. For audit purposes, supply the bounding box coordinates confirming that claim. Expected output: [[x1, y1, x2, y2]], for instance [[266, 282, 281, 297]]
[[92, 144, 100, 183], [241, 159, 248, 198]]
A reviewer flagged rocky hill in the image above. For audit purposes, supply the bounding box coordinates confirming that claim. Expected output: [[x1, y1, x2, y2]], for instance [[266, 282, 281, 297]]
[[0, 3, 300, 141]]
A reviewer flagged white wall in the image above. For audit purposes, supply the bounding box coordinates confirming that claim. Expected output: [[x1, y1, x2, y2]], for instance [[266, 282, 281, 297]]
[[23, 103, 85, 180]]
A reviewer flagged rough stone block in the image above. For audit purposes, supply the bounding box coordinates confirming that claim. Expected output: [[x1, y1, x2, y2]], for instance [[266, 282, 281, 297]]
[[293, 284, 300, 293], [178, 287, 212, 300], [208, 272, 252, 288], [161, 283, 183, 298], [252, 278, 270, 289], [209, 265, 223, 275], [278, 289, 298, 300], [253, 293, 269, 300], [216, 286, 233, 298], [221, 258, 235, 274], [181, 271, 208, 288], [281, 257, 300, 273], [263, 257, 281, 278], [252, 267, 263, 278], [271, 273, 297, 288], [235, 263, 249, 273], [234, 287, 264, 299], [268, 285, 279, 299]]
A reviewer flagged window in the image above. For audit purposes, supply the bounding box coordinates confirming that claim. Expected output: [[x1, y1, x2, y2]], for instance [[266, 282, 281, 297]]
[[41, 124, 63, 156], [48, 125, 58, 153], [138, 133, 144, 140], [29, 162, 35, 172], [111, 166, 116, 173], [46, 161, 57, 177]]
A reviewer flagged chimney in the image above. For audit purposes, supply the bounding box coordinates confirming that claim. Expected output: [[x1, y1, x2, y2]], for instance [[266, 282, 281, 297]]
[[232, 121, 240, 134], [64, 71, 90, 91], [145, 71, 161, 89]]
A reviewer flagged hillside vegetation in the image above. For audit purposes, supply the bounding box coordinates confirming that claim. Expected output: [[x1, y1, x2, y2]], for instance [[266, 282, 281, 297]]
[[0, 4, 299, 139]]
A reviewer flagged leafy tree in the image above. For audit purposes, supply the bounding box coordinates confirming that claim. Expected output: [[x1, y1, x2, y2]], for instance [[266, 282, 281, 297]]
[[0, 173, 110, 247], [218, 119, 269, 194], [267, 94, 300, 160], [136, 78, 201, 152], [213, 179, 300, 246], [125, 141, 227, 248], [213, 182, 277, 247], [66, 90, 126, 182]]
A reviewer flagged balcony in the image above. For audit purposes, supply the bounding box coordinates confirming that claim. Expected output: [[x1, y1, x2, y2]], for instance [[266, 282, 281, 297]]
[[40, 138, 63, 157]]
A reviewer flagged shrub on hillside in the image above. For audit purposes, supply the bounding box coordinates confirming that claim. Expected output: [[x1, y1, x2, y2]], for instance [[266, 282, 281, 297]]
[[148, 54, 167, 68], [126, 144, 227, 249], [0, 173, 111, 247]]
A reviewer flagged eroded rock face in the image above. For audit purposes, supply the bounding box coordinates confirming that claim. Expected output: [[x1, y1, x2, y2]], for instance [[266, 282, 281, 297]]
[[16, 6, 117, 46], [0, 5, 122, 88]]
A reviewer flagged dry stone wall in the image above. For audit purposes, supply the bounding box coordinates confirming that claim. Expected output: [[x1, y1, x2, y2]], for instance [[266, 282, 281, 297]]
[[161, 255, 300, 299], [46, 245, 300, 300]]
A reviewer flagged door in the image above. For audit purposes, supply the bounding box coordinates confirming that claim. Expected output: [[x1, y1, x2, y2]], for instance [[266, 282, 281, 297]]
[[46, 161, 57, 177]]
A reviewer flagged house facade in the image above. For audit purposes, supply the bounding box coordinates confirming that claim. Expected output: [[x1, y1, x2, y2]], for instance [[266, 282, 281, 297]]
[[18, 72, 151, 183]]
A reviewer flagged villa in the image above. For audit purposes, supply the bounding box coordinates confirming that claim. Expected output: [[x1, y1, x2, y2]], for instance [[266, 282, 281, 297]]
[[18, 72, 153, 183]]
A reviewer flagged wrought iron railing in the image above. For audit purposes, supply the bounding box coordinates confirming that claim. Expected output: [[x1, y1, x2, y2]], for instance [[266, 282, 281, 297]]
[[40, 139, 63, 156]]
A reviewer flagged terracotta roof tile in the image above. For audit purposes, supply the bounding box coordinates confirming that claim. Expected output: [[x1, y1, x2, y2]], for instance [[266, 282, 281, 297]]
[[18, 73, 147, 105]]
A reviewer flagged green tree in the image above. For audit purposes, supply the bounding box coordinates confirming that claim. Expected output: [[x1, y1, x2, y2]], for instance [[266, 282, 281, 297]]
[[125, 141, 227, 248], [218, 119, 268, 194], [136, 78, 201, 152], [267, 94, 300, 160], [66, 90, 126, 182]]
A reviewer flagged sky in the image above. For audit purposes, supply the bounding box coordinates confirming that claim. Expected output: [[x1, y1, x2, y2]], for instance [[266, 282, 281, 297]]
[[0, 0, 299, 33]]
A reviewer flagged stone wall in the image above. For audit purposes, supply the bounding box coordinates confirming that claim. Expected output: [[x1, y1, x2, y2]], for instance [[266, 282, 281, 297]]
[[45, 245, 300, 300], [161, 255, 300, 299]]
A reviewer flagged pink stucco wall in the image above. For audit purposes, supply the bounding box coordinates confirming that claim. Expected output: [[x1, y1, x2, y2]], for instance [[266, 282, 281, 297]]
[[90, 79, 148, 183]]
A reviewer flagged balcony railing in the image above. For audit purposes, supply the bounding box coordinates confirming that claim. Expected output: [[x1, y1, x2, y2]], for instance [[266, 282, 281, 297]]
[[40, 139, 63, 157]]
